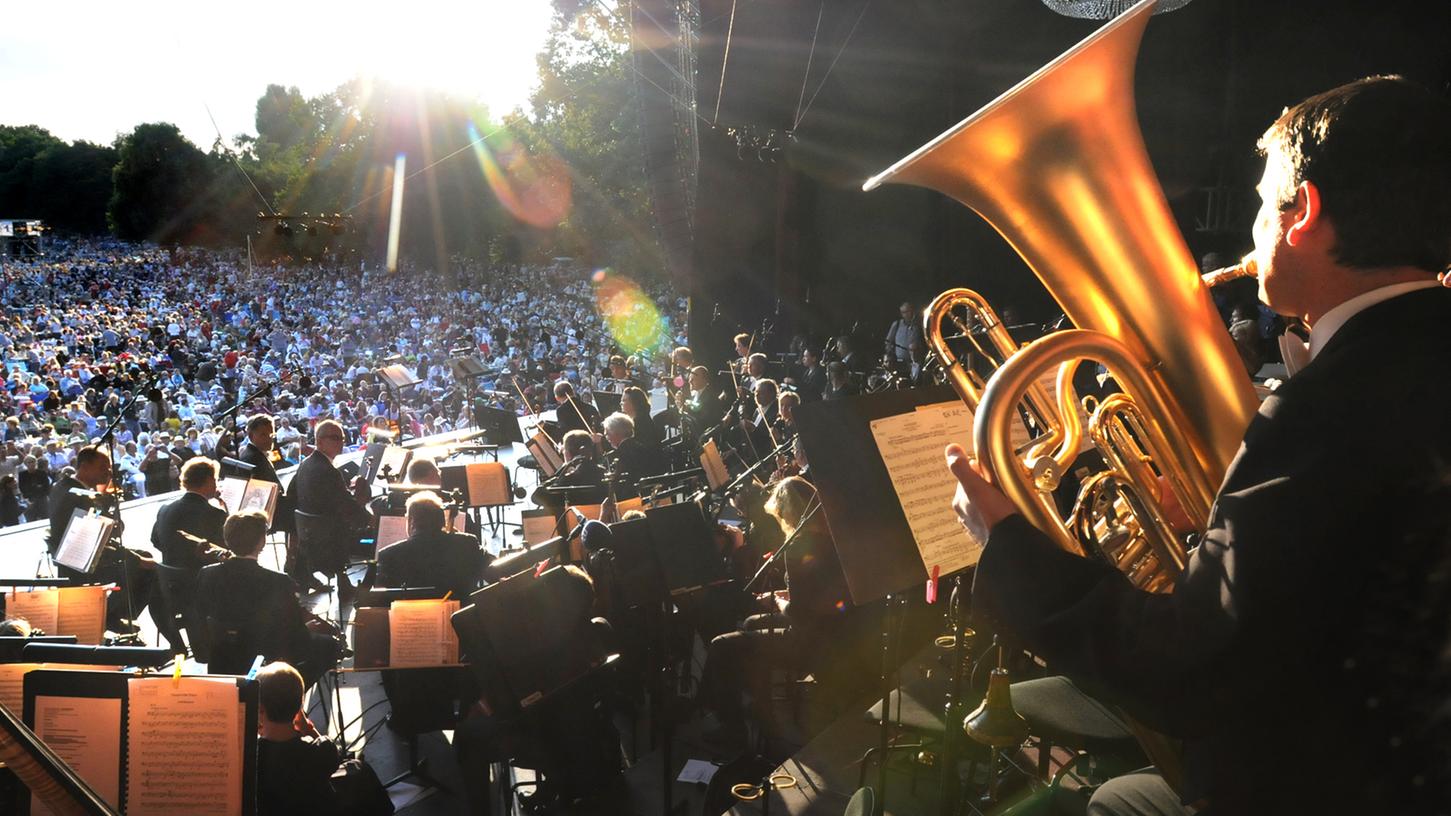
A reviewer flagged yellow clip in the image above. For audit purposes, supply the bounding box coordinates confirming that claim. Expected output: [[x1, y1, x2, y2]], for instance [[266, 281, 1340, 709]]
[[442, 591, 452, 602], [172, 656, 184, 686]]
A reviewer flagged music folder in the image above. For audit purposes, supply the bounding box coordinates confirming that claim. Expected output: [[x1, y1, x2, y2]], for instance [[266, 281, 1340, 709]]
[[441, 462, 513, 508], [53, 510, 114, 575]]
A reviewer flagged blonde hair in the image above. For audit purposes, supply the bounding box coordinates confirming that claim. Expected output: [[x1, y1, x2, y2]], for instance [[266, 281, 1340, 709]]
[[764, 476, 818, 536]]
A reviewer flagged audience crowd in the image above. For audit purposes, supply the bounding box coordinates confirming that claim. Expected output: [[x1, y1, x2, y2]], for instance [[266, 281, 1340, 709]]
[[0, 238, 686, 522]]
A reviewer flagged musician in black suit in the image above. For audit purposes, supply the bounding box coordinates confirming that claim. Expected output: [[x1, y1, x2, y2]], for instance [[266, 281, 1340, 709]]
[[238, 413, 295, 534], [290, 420, 372, 599], [601, 413, 664, 499], [151, 457, 229, 570], [196, 511, 339, 687], [46, 444, 156, 634], [376, 491, 490, 601], [736, 378, 780, 458], [684, 366, 723, 432], [948, 77, 1451, 815], [791, 347, 827, 402], [553, 380, 599, 436]]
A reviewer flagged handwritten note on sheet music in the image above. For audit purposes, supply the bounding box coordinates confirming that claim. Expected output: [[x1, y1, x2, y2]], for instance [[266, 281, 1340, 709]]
[[869, 402, 982, 577], [32, 694, 123, 814], [126, 677, 242, 816], [388, 599, 461, 667], [4, 589, 59, 635]]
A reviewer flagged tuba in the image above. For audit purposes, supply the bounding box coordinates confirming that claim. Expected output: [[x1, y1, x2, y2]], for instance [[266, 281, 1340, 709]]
[[863, 0, 1259, 790]]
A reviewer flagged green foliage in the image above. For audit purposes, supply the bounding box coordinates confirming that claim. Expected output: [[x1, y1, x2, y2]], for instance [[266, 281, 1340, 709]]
[[108, 123, 213, 243], [0, 126, 116, 233]]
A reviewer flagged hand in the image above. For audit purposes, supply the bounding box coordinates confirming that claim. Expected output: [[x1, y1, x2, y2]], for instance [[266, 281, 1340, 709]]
[[945, 444, 1018, 543]]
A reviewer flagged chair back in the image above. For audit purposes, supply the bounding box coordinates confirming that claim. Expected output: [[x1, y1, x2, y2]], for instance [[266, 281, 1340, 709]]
[[154, 562, 199, 657], [844, 786, 875, 816], [203, 615, 263, 676]]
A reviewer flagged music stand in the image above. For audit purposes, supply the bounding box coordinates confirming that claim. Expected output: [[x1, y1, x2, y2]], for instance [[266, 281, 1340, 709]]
[[642, 502, 727, 596], [447, 356, 489, 382], [600, 519, 668, 609], [453, 567, 600, 712], [0, 636, 77, 663], [474, 405, 524, 446], [593, 390, 623, 416], [376, 364, 421, 445], [53, 510, 114, 575]]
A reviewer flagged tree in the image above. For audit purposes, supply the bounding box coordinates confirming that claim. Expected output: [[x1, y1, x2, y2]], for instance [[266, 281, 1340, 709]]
[[108, 123, 213, 243]]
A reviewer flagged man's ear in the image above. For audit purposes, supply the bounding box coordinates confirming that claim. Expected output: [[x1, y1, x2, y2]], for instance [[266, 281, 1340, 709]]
[[1285, 180, 1322, 247]]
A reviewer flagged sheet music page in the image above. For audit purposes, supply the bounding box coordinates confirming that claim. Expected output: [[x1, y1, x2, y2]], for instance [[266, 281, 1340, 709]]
[[217, 477, 248, 513], [32, 694, 123, 814], [126, 676, 242, 816], [465, 463, 510, 506], [0, 662, 38, 715], [522, 512, 558, 545], [240, 479, 279, 523], [54, 511, 112, 573], [57, 585, 109, 645], [375, 515, 410, 554], [870, 402, 982, 576], [530, 433, 563, 475], [388, 599, 460, 667], [700, 440, 729, 489], [378, 445, 410, 480], [4, 589, 59, 635]]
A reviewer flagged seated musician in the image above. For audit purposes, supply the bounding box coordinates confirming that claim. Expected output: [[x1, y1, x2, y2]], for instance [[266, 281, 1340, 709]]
[[151, 457, 230, 570], [684, 365, 722, 433], [376, 491, 490, 601], [776, 390, 800, 439], [552, 380, 600, 436], [196, 511, 340, 687], [45, 444, 156, 636], [453, 565, 619, 815], [256, 661, 344, 816], [697, 476, 877, 753], [620, 386, 663, 448], [291, 419, 373, 600], [736, 378, 780, 457], [601, 413, 665, 498]]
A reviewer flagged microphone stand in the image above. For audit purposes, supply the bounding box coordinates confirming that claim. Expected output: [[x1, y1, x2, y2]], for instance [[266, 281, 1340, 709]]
[[91, 370, 161, 645], [719, 436, 795, 499]]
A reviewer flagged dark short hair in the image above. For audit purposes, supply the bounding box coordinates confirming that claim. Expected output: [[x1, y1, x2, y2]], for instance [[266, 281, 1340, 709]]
[[181, 457, 218, 489], [256, 662, 303, 723], [245, 414, 274, 434], [562, 430, 594, 459], [73, 445, 108, 470], [1257, 76, 1451, 273], [223, 511, 268, 556]]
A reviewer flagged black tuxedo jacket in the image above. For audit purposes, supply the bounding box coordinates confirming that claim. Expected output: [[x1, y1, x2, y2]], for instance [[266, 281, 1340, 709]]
[[195, 557, 308, 660], [973, 287, 1451, 813], [151, 491, 227, 569], [239, 440, 280, 484], [291, 452, 371, 562], [376, 529, 490, 602], [556, 398, 600, 436], [796, 365, 827, 402]]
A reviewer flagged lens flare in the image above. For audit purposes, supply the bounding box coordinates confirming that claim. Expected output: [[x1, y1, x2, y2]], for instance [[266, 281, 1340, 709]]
[[468, 122, 571, 228], [593, 270, 668, 354]]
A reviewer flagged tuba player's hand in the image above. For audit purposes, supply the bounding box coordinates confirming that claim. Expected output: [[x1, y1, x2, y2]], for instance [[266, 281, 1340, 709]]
[[945, 444, 1017, 543]]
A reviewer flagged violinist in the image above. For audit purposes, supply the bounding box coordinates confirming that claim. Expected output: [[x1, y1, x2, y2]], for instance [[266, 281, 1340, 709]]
[[601, 413, 665, 498], [736, 378, 779, 457], [45, 444, 157, 636], [291, 419, 373, 600], [553, 380, 600, 436], [791, 346, 827, 403], [238, 413, 295, 533], [684, 366, 722, 431]]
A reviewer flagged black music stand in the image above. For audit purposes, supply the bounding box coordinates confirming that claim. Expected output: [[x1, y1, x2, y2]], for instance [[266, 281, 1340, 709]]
[[0, 636, 77, 663], [643, 502, 727, 597], [376, 364, 421, 445], [474, 405, 524, 446]]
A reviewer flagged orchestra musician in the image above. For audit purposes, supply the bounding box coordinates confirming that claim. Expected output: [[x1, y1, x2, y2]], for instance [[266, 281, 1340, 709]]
[[291, 419, 373, 600], [151, 457, 230, 570], [553, 380, 600, 436], [376, 491, 491, 602], [790, 346, 827, 402], [736, 378, 780, 457], [600, 413, 664, 499], [196, 511, 341, 688], [619, 386, 663, 449], [697, 477, 876, 751], [45, 444, 157, 635], [948, 77, 1451, 815], [684, 366, 722, 432]]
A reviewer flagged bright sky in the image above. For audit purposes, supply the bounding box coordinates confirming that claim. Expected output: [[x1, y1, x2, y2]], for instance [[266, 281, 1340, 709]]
[[0, 0, 555, 148]]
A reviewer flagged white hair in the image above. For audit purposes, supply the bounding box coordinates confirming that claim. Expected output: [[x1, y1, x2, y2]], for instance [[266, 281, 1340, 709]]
[[602, 412, 635, 439]]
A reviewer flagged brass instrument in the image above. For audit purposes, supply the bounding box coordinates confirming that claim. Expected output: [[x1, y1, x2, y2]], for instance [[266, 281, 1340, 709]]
[[865, 0, 1259, 791]]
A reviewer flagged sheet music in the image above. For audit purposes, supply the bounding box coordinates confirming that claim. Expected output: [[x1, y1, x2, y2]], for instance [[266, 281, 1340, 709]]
[[126, 676, 242, 816], [0, 664, 113, 716], [700, 439, 729, 490], [388, 599, 460, 667], [375, 515, 410, 555], [54, 510, 113, 573], [521, 512, 558, 545], [32, 694, 123, 814], [216, 477, 248, 513], [529, 433, 563, 476], [377, 445, 410, 480], [870, 402, 982, 577], [57, 585, 108, 645], [464, 463, 510, 506], [239, 479, 279, 523], [4, 588, 59, 635]]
